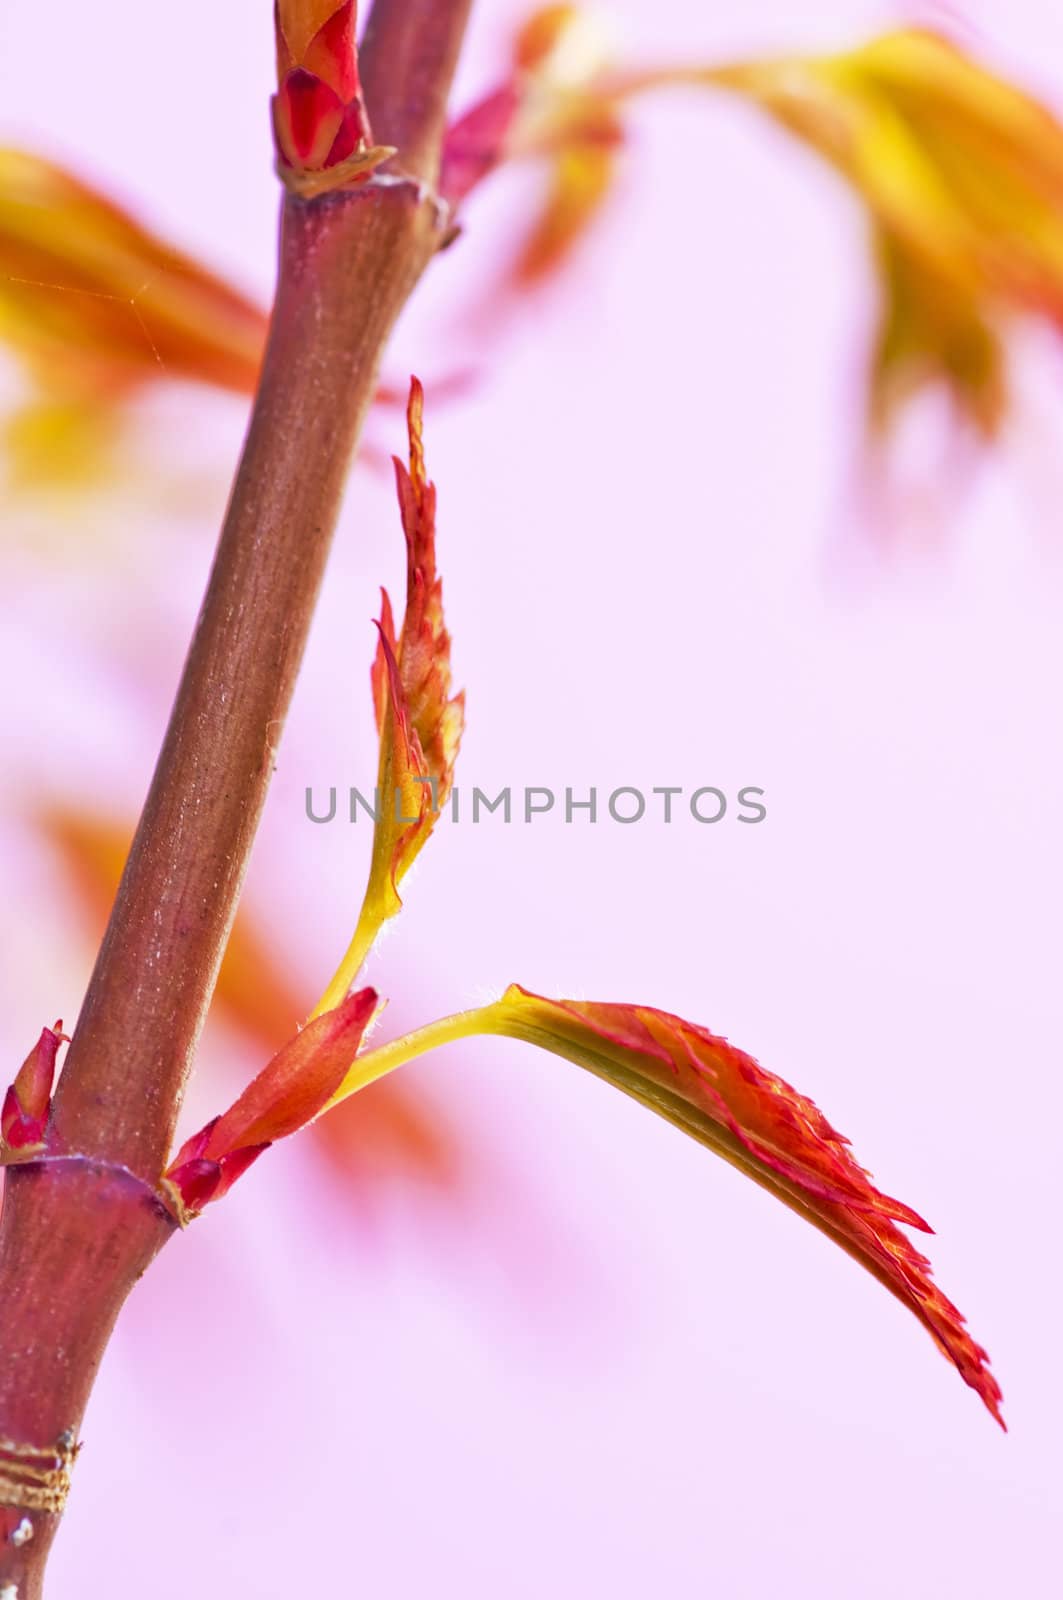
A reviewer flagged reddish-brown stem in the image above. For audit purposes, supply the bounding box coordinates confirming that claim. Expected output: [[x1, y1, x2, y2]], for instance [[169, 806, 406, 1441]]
[[49, 183, 437, 1181], [0, 3, 475, 1593]]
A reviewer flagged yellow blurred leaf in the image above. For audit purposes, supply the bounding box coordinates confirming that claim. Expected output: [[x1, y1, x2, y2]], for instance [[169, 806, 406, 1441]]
[[0, 147, 266, 481], [445, 15, 1063, 433]]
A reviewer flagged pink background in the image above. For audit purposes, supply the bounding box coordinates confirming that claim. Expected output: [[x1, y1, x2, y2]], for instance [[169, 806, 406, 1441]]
[[1, 1, 1060, 1594]]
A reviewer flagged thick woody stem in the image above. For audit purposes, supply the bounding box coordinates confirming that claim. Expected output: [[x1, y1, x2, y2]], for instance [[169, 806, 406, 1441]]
[[49, 182, 436, 1180], [0, 3, 475, 1593]]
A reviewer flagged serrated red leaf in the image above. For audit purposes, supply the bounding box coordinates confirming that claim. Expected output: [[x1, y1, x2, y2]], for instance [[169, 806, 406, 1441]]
[[482, 985, 1003, 1425]]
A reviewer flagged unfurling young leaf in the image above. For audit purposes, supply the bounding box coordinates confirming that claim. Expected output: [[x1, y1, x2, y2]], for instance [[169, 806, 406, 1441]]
[[322, 986, 1003, 1426], [1, 1022, 67, 1158], [316, 378, 464, 1008], [163, 988, 379, 1223]]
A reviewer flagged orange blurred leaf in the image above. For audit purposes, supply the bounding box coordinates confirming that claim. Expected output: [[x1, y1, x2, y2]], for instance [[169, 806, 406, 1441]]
[[0, 146, 266, 482], [0, 148, 265, 395]]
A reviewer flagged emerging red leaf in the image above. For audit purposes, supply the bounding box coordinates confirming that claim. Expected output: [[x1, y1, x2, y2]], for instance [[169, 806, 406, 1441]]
[[163, 988, 378, 1222]]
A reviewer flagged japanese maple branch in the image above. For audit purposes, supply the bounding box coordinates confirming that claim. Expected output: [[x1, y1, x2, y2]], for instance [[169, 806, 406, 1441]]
[[0, 2, 473, 1594]]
